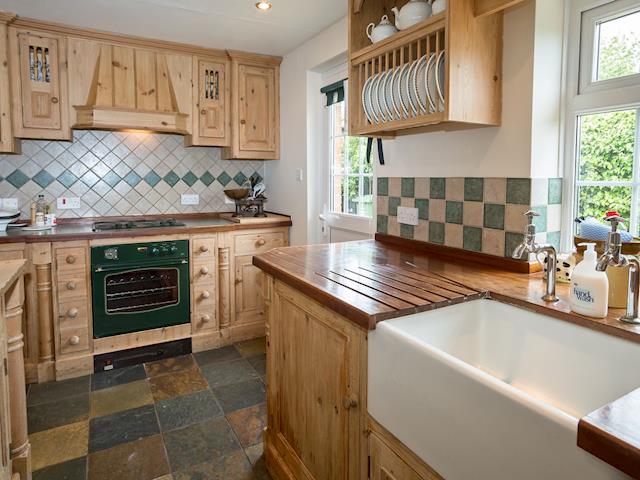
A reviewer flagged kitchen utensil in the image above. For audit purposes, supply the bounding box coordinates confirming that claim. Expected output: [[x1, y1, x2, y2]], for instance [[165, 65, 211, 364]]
[[366, 15, 398, 43], [252, 182, 266, 198], [224, 188, 251, 200], [391, 0, 432, 30], [435, 49, 446, 110]]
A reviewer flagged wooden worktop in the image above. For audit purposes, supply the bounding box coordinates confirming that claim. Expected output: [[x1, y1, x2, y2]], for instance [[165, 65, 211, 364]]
[[0, 212, 292, 244], [252, 236, 640, 478]]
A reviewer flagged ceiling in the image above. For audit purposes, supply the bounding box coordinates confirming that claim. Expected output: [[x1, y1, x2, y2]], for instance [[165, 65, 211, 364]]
[[0, 0, 347, 56]]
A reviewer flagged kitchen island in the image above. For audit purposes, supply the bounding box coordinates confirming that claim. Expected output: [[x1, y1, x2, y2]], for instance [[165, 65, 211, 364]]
[[253, 235, 640, 480]]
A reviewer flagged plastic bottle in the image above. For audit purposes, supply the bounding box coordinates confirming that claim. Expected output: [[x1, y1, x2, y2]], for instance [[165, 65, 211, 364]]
[[570, 243, 609, 318], [36, 194, 45, 214]]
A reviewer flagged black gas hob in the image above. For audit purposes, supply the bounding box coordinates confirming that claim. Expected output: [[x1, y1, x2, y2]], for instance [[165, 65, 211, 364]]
[[92, 218, 186, 231]]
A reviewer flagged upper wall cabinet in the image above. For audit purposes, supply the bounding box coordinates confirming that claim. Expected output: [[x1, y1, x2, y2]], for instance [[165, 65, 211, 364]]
[[0, 14, 18, 153], [348, 0, 503, 136], [223, 51, 281, 160], [67, 38, 193, 134], [185, 56, 230, 147], [9, 27, 70, 140]]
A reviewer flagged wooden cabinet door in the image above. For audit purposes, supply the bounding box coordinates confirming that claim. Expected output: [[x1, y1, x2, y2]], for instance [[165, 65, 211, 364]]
[[267, 281, 365, 480], [12, 30, 69, 139], [0, 21, 17, 153], [197, 59, 228, 143], [237, 64, 276, 154], [233, 254, 264, 327], [0, 305, 10, 480], [370, 433, 426, 480]]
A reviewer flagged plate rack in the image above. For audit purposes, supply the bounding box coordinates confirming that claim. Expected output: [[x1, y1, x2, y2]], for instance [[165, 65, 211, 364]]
[[350, 17, 446, 135]]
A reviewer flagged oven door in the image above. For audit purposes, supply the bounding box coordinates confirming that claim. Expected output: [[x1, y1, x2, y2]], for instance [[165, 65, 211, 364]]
[[92, 259, 190, 338]]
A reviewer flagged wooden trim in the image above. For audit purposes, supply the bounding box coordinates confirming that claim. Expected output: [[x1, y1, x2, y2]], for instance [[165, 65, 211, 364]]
[[0, 12, 16, 24], [226, 50, 282, 66], [374, 233, 540, 274], [474, 0, 526, 18], [93, 324, 192, 355]]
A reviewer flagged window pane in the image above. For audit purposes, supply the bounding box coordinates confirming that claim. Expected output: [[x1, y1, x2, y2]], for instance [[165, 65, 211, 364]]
[[596, 10, 640, 81], [578, 110, 636, 181], [346, 176, 373, 216], [347, 137, 366, 175], [577, 185, 632, 221], [333, 102, 346, 136], [332, 175, 345, 213], [333, 136, 346, 175]]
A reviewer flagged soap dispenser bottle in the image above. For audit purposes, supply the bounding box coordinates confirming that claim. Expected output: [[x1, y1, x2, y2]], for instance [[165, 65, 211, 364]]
[[570, 243, 609, 318]]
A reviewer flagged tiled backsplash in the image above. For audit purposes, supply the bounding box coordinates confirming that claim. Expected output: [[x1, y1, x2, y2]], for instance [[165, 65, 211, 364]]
[[0, 130, 265, 218], [377, 177, 563, 258]]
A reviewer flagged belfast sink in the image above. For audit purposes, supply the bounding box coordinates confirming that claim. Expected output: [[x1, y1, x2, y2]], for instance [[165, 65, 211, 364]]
[[368, 299, 640, 480]]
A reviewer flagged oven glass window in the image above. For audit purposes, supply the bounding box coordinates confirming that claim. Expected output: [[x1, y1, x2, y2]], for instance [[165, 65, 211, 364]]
[[105, 268, 179, 314]]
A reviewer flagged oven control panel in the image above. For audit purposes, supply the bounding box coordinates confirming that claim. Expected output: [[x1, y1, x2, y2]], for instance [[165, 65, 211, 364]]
[[91, 240, 189, 266]]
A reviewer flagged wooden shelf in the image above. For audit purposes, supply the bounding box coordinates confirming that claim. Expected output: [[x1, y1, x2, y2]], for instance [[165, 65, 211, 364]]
[[351, 13, 446, 65], [354, 112, 445, 136]]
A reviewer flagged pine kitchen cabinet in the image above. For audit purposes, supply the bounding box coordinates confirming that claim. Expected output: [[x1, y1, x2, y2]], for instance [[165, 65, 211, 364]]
[[224, 51, 281, 160], [0, 14, 18, 153]]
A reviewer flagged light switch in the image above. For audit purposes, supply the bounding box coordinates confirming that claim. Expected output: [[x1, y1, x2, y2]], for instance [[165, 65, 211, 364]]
[[1, 198, 18, 211], [57, 197, 81, 209], [397, 206, 419, 226], [181, 194, 199, 205], [296, 169, 304, 182]]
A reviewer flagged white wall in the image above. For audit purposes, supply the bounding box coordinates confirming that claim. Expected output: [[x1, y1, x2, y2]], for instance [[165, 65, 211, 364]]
[[266, 17, 347, 245]]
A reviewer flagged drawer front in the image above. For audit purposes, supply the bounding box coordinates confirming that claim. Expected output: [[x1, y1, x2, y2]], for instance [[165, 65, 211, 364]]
[[193, 284, 216, 332], [56, 275, 88, 301], [234, 232, 285, 255], [192, 237, 216, 262], [55, 247, 87, 273], [192, 260, 216, 286], [58, 300, 89, 329], [59, 326, 89, 354]]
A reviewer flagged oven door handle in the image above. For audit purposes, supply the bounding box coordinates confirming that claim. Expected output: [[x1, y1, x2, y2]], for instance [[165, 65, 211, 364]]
[[93, 259, 189, 273]]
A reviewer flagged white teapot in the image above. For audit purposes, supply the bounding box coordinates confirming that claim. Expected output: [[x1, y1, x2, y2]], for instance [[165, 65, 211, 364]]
[[432, 0, 446, 15], [366, 15, 398, 43], [391, 0, 432, 30]]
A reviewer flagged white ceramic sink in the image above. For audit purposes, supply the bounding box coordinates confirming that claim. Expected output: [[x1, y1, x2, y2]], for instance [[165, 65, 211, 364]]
[[368, 299, 640, 480]]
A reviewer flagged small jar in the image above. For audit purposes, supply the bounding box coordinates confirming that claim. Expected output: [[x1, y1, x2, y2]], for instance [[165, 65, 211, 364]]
[[35, 212, 45, 227]]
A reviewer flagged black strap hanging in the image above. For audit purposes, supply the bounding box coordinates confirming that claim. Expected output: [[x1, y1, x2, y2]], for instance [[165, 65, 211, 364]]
[[366, 138, 385, 165], [320, 79, 346, 107]]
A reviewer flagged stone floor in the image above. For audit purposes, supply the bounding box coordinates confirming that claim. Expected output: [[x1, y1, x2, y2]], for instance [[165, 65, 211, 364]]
[[27, 337, 271, 480]]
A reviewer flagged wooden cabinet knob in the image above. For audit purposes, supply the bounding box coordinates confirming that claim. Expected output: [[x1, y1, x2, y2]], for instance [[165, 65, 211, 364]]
[[51, 97, 59, 104], [199, 245, 209, 253], [66, 255, 76, 264], [66, 281, 76, 290], [67, 308, 79, 318], [200, 266, 209, 275], [256, 238, 266, 247], [342, 396, 358, 410], [240, 119, 246, 125], [200, 109, 206, 115], [69, 335, 80, 345], [201, 314, 211, 323], [200, 291, 211, 299]]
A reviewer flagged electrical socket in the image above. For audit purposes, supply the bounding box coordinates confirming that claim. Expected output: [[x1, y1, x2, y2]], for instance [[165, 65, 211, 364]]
[[1, 198, 18, 211], [181, 194, 199, 205], [397, 206, 419, 226], [57, 197, 81, 210]]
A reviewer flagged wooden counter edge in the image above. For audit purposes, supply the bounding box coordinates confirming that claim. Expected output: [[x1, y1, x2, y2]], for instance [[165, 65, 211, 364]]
[[0, 259, 26, 294]]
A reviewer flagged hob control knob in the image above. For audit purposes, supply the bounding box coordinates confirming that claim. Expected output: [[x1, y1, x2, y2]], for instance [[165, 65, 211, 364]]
[[161, 247, 169, 255], [150, 247, 160, 256], [170, 246, 178, 254]]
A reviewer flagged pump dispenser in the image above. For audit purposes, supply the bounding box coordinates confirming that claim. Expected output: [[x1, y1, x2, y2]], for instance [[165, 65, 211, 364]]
[[570, 243, 609, 318]]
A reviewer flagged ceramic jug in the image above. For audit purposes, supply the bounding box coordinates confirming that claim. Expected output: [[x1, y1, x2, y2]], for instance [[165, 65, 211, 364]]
[[391, 0, 432, 31], [366, 15, 398, 43], [432, 0, 446, 15]]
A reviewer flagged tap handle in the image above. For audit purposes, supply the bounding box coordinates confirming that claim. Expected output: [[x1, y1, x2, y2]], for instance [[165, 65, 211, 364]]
[[524, 210, 540, 223], [604, 214, 626, 232]]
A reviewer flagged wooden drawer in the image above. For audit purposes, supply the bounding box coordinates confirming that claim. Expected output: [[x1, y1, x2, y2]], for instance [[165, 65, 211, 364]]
[[234, 232, 285, 255], [58, 300, 89, 329], [59, 326, 89, 354], [56, 274, 88, 301], [192, 237, 216, 262], [192, 260, 215, 286], [193, 285, 216, 332], [55, 247, 87, 272]]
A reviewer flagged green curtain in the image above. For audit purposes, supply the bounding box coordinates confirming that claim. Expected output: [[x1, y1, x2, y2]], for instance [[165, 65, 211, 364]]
[[320, 79, 346, 107]]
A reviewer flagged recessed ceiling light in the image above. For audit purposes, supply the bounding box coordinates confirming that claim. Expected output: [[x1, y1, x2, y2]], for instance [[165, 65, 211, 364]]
[[256, 1, 272, 11]]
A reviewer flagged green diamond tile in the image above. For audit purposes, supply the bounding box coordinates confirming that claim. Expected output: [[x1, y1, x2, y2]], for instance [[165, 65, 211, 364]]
[[377, 177, 389, 196], [6, 170, 29, 189], [429, 222, 445, 244], [103, 171, 121, 188], [199, 172, 215, 187], [506, 178, 531, 205], [464, 178, 484, 202], [217, 172, 232, 186], [388, 197, 401, 216], [377, 215, 388, 234], [182, 171, 198, 187], [430, 178, 445, 199], [463, 226, 483, 252], [415, 199, 429, 220], [124, 171, 142, 187], [33, 170, 55, 188], [484, 203, 505, 230], [445, 201, 463, 224], [57, 170, 78, 189], [548, 178, 562, 204], [163, 171, 180, 187], [506, 232, 525, 258], [400, 224, 414, 239], [532, 205, 548, 233], [233, 172, 248, 186], [144, 171, 161, 187], [401, 178, 415, 198], [250, 172, 263, 185]]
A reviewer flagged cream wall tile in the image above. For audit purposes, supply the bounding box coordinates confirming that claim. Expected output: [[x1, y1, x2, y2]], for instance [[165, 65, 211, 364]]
[[388, 178, 401, 197], [401, 197, 414, 207], [446, 178, 464, 201], [445, 224, 463, 249], [463, 202, 483, 227], [547, 204, 562, 232], [429, 199, 446, 223], [483, 229, 505, 257], [377, 196, 389, 215], [415, 178, 429, 199], [505, 204, 530, 232], [484, 178, 507, 204], [415, 220, 428, 242], [531, 178, 549, 206], [388, 216, 400, 236]]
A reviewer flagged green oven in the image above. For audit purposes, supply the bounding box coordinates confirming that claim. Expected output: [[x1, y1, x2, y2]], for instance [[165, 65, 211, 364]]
[[91, 240, 190, 338]]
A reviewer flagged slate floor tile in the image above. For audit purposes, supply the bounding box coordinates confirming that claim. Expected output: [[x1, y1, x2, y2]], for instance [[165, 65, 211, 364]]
[[247, 354, 266, 376], [89, 404, 159, 453], [144, 355, 196, 378], [201, 358, 259, 388], [193, 345, 241, 366], [227, 403, 267, 448], [28, 376, 90, 406], [91, 364, 147, 391], [172, 450, 255, 480], [33, 456, 87, 480], [235, 338, 266, 358], [245, 443, 264, 465], [87, 434, 170, 480], [28, 394, 90, 434], [29, 421, 89, 471], [163, 417, 241, 472], [90, 380, 154, 418], [212, 379, 266, 414], [149, 367, 208, 401], [155, 389, 222, 432]]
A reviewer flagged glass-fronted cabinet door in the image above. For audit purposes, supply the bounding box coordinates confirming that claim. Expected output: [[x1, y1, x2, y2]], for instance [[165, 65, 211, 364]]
[[10, 29, 70, 139]]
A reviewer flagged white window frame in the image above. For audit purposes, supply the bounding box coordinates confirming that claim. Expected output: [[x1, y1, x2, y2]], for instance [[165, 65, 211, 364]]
[[562, 0, 640, 249]]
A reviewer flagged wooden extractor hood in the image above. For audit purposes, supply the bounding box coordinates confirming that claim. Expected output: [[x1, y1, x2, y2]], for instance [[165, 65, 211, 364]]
[[67, 38, 192, 134]]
